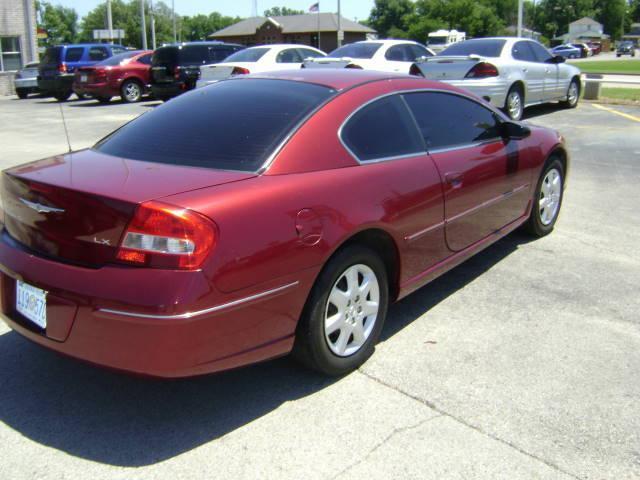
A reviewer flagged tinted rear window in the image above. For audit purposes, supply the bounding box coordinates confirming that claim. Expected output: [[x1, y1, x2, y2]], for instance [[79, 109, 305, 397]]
[[152, 46, 178, 66], [223, 47, 270, 63], [65, 47, 84, 62], [329, 43, 382, 59], [441, 39, 506, 57], [95, 79, 335, 172], [97, 50, 143, 66], [41, 46, 62, 64]]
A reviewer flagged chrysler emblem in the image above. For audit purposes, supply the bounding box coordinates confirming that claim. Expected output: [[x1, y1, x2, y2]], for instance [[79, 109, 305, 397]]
[[19, 198, 65, 214]]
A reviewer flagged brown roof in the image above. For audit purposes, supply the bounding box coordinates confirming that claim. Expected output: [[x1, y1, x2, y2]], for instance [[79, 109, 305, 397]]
[[210, 13, 375, 38]]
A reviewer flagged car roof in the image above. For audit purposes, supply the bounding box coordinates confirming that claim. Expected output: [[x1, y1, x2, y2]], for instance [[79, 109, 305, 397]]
[[53, 43, 125, 48], [239, 68, 446, 91], [161, 41, 244, 47], [349, 39, 423, 46]]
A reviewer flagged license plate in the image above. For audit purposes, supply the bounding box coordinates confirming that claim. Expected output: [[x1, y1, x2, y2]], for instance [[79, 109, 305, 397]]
[[81, 74, 87, 83], [16, 280, 47, 329]]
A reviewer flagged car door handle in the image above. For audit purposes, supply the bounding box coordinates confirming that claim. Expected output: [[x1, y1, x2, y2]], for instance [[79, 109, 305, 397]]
[[545, 68, 551, 74], [445, 172, 464, 188], [522, 68, 528, 73]]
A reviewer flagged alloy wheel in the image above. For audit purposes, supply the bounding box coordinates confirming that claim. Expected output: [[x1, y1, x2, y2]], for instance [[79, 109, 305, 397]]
[[567, 82, 579, 106], [539, 168, 562, 225], [123, 82, 142, 102], [507, 90, 523, 120], [324, 264, 380, 357]]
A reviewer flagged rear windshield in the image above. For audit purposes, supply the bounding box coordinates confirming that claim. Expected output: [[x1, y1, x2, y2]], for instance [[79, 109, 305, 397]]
[[329, 43, 382, 59], [97, 50, 142, 66], [223, 47, 269, 63], [441, 39, 506, 57], [94, 79, 335, 172], [41, 46, 62, 64]]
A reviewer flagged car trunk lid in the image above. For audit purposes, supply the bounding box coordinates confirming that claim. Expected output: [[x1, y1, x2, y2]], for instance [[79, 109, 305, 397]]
[[411, 55, 483, 80], [1, 149, 255, 267]]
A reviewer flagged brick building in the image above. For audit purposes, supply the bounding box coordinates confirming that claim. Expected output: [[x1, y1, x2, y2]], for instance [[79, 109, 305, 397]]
[[209, 13, 375, 53], [0, 0, 37, 95]]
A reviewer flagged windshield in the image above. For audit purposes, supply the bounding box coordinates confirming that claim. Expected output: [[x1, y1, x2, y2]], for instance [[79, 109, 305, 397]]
[[329, 43, 382, 59], [95, 79, 336, 172], [97, 50, 142, 66], [440, 39, 506, 57], [223, 48, 269, 63], [428, 36, 448, 45]]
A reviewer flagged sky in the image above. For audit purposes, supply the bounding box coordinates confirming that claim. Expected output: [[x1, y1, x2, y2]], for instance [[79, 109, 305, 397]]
[[50, 0, 376, 22]]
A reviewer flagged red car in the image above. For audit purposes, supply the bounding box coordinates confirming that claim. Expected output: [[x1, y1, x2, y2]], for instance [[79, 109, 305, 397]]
[[73, 50, 153, 104], [0, 70, 568, 377]]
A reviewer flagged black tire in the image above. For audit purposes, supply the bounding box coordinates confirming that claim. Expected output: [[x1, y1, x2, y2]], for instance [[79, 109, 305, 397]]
[[560, 78, 580, 109], [120, 79, 143, 103], [524, 157, 565, 237], [75, 91, 87, 100], [96, 96, 111, 104], [617, 54, 621, 57], [16, 89, 28, 99], [54, 90, 72, 102], [503, 85, 524, 121], [293, 245, 389, 376]]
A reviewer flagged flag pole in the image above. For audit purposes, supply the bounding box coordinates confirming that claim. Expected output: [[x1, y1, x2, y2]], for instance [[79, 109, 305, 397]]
[[317, 2, 321, 50]]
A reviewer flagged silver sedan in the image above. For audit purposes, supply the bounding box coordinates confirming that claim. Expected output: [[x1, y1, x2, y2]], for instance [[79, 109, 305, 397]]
[[410, 37, 582, 120]]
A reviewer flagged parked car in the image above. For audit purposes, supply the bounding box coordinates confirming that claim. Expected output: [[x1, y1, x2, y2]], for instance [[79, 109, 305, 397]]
[[73, 50, 153, 104], [410, 37, 582, 121], [14, 62, 39, 99], [38, 44, 127, 101], [0, 69, 568, 377], [551, 44, 582, 59], [197, 44, 325, 88], [570, 43, 591, 58], [150, 41, 244, 100], [587, 42, 602, 55], [616, 41, 636, 57], [302, 39, 435, 73]]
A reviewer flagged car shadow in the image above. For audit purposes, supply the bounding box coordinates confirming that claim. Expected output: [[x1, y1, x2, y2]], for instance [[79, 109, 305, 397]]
[[522, 103, 567, 120], [0, 230, 534, 467]]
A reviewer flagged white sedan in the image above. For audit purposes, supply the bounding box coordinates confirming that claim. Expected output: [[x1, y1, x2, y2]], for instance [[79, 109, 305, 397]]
[[196, 44, 326, 87], [302, 39, 435, 73]]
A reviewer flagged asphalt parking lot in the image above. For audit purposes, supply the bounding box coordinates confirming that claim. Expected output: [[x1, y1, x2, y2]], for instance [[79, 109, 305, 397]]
[[0, 94, 639, 479]]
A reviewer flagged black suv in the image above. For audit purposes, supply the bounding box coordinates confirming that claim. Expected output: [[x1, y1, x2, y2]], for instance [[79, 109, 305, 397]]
[[616, 41, 636, 57], [151, 42, 244, 100]]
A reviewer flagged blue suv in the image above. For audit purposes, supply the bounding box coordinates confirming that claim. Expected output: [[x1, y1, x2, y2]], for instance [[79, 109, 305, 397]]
[[38, 43, 126, 101]]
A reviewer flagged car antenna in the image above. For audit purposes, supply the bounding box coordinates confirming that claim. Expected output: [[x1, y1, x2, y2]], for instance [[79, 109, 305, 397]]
[[58, 103, 73, 153]]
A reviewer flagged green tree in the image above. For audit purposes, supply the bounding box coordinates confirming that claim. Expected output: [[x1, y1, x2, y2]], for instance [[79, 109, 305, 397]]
[[36, 0, 79, 45], [594, 0, 626, 39], [631, 0, 640, 22], [263, 7, 304, 16], [368, 0, 415, 38], [181, 12, 240, 41]]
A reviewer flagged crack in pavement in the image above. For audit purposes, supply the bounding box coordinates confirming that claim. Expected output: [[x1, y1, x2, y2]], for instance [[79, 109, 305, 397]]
[[357, 370, 583, 480], [331, 414, 445, 480]]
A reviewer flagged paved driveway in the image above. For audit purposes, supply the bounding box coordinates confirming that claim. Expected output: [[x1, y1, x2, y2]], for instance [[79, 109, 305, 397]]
[[0, 95, 639, 479]]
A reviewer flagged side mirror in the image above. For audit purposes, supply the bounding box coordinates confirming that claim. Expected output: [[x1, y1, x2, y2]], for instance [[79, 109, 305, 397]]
[[501, 121, 531, 140], [548, 55, 566, 64]]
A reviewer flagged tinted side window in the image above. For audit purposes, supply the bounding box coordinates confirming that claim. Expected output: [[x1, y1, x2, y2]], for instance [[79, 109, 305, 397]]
[[341, 95, 423, 161], [209, 47, 234, 63], [404, 92, 502, 150], [385, 45, 408, 61], [528, 41, 553, 63], [409, 44, 432, 59], [512, 41, 536, 62], [89, 47, 109, 61], [298, 48, 325, 59], [65, 47, 84, 62], [276, 48, 303, 63]]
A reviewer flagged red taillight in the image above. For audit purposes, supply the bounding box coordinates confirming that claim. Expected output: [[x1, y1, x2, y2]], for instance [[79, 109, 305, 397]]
[[115, 201, 217, 270], [231, 66, 250, 75], [465, 62, 499, 79], [58, 63, 67, 73], [409, 64, 423, 77], [174, 66, 181, 79], [345, 64, 363, 69], [94, 69, 107, 82]]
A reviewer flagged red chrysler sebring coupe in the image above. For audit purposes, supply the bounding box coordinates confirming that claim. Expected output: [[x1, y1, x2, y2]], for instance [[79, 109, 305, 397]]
[[0, 70, 567, 377]]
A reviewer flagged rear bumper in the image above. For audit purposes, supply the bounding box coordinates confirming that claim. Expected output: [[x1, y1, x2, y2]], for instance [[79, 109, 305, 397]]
[[442, 78, 509, 109], [151, 82, 189, 98], [72, 81, 118, 98], [37, 74, 74, 93], [0, 230, 314, 377], [14, 78, 38, 90]]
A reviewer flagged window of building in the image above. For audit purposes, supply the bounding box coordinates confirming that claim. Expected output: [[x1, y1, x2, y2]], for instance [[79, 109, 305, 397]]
[[0, 36, 23, 72]]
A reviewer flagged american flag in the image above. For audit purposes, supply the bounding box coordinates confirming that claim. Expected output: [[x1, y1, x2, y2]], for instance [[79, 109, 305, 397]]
[[309, 2, 319, 12]]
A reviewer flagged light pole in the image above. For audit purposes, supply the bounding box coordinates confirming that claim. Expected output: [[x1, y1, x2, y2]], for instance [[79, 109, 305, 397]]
[[140, 0, 147, 49], [172, 0, 177, 43], [107, 0, 113, 41], [337, 0, 342, 48], [517, 0, 523, 37]]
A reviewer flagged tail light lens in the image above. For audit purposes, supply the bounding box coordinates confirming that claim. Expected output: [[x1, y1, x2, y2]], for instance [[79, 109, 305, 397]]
[[173, 66, 181, 79], [58, 63, 67, 73], [115, 201, 217, 270], [94, 69, 107, 82], [409, 64, 423, 76], [465, 62, 499, 79], [231, 66, 250, 75], [345, 64, 363, 69]]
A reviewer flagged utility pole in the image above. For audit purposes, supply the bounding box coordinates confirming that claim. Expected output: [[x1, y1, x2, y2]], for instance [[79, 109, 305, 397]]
[[150, 0, 156, 49], [517, 0, 523, 37], [337, 0, 342, 48], [140, 0, 147, 49], [107, 0, 113, 42], [172, 0, 177, 43]]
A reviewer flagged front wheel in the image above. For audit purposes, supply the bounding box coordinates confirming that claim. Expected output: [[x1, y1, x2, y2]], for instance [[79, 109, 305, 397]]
[[54, 90, 72, 102], [16, 88, 28, 99], [503, 86, 524, 121], [293, 245, 389, 376], [560, 79, 580, 109], [524, 158, 564, 237]]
